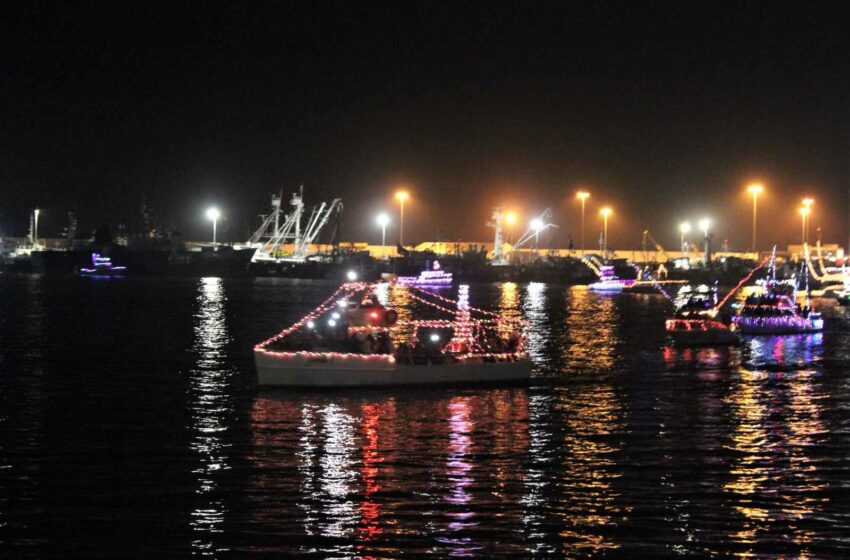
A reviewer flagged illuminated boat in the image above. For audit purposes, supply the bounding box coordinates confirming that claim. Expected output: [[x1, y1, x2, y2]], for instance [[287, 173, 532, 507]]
[[588, 265, 634, 292], [396, 260, 453, 287], [666, 286, 738, 346], [78, 253, 126, 276], [732, 279, 823, 335], [254, 282, 531, 387]]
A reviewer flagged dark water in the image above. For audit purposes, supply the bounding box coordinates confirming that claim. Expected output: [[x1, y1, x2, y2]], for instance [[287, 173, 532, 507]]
[[2, 275, 850, 558]]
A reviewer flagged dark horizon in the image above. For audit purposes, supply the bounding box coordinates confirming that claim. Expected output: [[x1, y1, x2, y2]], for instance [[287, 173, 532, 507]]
[[3, 2, 849, 251]]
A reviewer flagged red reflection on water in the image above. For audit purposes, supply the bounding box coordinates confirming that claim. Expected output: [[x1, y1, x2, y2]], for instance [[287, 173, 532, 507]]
[[356, 402, 383, 554]]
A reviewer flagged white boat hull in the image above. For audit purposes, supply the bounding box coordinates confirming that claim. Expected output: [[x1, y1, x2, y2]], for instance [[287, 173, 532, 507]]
[[255, 351, 532, 387]]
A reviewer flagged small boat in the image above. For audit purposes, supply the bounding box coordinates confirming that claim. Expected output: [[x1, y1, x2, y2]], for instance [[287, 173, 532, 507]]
[[254, 282, 531, 387], [396, 260, 453, 287], [666, 287, 738, 346], [732, 279, 823, 334], [78, 253, 127, 277], [589, 265, 634, 292]]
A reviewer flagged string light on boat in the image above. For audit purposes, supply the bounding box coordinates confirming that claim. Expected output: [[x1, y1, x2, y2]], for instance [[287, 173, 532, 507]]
[[347, 270, 358, 281]]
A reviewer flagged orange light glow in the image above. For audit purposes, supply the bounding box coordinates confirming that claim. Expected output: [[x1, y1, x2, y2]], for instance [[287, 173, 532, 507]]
[[576, 191, 590, 201], [600, 207, 612, 218], [747, 183, 763, 195], [395, 191, 409, 202], [505, 211, 517, 225]]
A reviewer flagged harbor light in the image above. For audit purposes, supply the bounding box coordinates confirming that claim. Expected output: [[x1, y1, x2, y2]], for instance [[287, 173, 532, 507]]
[[395, 190, 409, 247], [206, 207, 221, 244], [679, 222, 691, 253], [505, 211, 517, 225], [799, 206, 811, 244], [531, 218, 545, 251], [430, 333, 440, 342], [306, 321, 315, 329], [576, 191, 590, 256], [346, 270, 358, 281], [699, 218, 710, 236], [600, 207, 612, 257], [33, 208, 40, 246], [376, 212, 390, 256], [747, 184, 763, 253]]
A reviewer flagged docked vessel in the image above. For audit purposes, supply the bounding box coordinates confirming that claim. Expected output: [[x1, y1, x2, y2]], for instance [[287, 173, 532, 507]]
[[732, 278, 823, 334], [588, 265, 634, 292], [396, 260, 453, 287], [78, 252, 126, 277], [666, 285, 738, 346], [254, 282, 531, 387]]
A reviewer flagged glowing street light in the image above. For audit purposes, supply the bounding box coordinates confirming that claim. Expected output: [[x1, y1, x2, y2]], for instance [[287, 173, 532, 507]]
[[679, 221, 691, 253], [504, 211, 517, 244], [33, 208, 40, 246], [747, 183, 763, 254], [531, 218, 545, 251], [376, 213, 390, 256], [600, 207, 612, 256], [699, 218, 711, 266], [206, 207, 221, 244], [576, 191, 590, 256], [395, 190, 409, 247], [799, 206, 811, 245], [801, 197, 814, 244]]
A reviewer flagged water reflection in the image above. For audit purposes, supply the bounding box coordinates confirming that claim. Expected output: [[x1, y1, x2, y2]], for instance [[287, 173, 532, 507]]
[[523, 283, 548, 364], [724, 367, 829, 557], [189, 277, 234, 556], [563, 286, 618, 371], [248, 389, 532, 557], [742, 334, 823, 369]]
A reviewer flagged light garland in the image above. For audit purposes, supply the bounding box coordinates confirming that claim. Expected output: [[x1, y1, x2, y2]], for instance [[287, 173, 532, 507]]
[[255, 280, 528, 364]]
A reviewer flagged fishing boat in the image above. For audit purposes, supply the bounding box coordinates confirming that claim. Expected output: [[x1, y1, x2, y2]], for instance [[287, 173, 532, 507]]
[[78, 253, 127, 277], [588, 265, 634, 292], [666, 285, 738, 346], [732, 279, 823, 334], [396, 260, 453, 287], [254, 282, 531, 387]]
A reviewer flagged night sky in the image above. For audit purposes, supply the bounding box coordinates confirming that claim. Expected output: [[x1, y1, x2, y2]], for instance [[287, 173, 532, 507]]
[[3, 2, 849, 250]]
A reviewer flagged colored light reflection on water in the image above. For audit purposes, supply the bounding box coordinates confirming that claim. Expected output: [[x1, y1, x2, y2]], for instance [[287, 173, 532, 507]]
[[1, 276, 849, 558]]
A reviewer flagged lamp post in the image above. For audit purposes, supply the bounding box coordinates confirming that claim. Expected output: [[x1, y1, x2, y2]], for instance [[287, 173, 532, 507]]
[[679, 221, 691, 254], [600, 207, 612, 258], [33, 208, 40, 247], [376, 213, 390, 258], [530, 218, 544, 255], [747, 183, 763, 254], [576, 191, 589, 256], [802, 197, 814, 244], [206, 207, 220, 244], [395, 191, 409, 247], [699, 218, 711, 265], [799, 206, 810, 245], [504, 211, 517, 245]]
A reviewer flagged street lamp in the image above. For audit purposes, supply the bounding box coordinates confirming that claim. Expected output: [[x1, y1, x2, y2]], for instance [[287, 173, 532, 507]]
[[376, 213, 390, 257], [747, 183, 763, 254], [505, 211, 517, 245], [206, 207, 220, 244], [699, 218, 711, 265], [600, 207, 612, 257], [576, 191, 589, 256], [33, 208, 40, 247], [679, 221, 691, 253], [802, 197, 814, 244], [530, 218, 544, 252], [799, 206, 811, 245], [395, 191, 409, 247]]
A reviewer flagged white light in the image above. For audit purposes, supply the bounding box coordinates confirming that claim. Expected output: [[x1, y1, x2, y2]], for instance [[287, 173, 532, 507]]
[[206, 207, 220, 221], [376, 213, 390, 227], [328, 319, 337, 327], [306, 321, 315, 329], [346, 270, 358, 281], [337, 300, 348, 307], [430, 333, 440, 342], [331, 312, 340, 320], [530, 218, 544, 232], [699, 218, 711, 234], [679, 222, 691, 234]]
